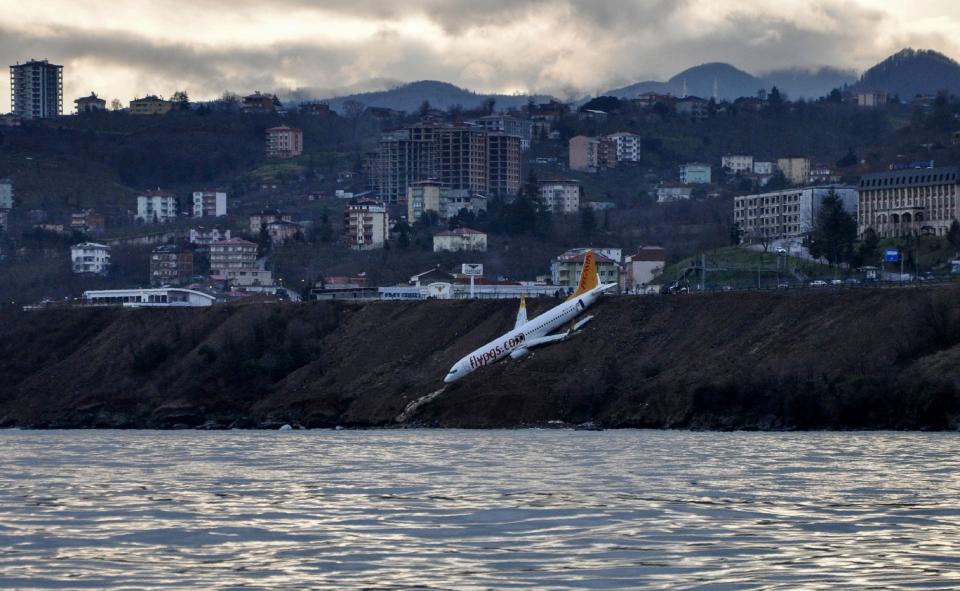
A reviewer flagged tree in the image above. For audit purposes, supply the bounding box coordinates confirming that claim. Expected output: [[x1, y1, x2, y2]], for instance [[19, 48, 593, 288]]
[[948, 219, 960, 253], [836, 148, 858, 168], [856, 227, 880, 267], [110, 98, 122, 111], [768, 86, 784, 113], [730, 222, 744, 245], [481, 98, 496, 115], [417, 100, 432, 118], [171, 90, 190, 110], [809, 191, 857, 264]]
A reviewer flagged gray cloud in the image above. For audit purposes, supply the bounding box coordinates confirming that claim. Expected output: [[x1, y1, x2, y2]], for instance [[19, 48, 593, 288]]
[[1, 0, 958, 112]]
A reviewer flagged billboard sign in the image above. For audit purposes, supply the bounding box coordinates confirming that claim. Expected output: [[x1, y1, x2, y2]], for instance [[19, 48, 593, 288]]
[[884, 249, 901, 263], [461, 263, 484, 277]]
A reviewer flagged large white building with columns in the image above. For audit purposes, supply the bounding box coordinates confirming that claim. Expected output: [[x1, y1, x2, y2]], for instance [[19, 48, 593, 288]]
[[857, 166, 959, 238]]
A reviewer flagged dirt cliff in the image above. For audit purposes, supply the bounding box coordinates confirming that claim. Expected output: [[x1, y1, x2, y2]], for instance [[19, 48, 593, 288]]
[[1, 286, 959, 429]]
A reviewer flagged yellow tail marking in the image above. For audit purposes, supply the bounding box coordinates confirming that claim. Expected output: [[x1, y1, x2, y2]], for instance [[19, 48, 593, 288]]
[[568, 250, 599, 300]]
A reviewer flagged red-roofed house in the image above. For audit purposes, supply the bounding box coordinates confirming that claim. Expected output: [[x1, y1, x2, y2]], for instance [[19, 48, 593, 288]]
[[433, 227, 487, 252]]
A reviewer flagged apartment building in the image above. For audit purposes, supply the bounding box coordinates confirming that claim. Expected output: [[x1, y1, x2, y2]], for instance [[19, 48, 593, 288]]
[[369, 123, 520, 203], [266, 125, 303, 159], [568, 135, 616, 173], [551, 249, 620, 289], [777, 157, 811, 185], [129, 96, 172, 115], [605, 132, 641, 163], [10, 59, 63, 119], [192, 190, 227, 217], [250, 210, 292, 233], [753, 161, 775, 175], [406, 181, 486, 223], [433, 227, 488, 252], [857, 166, 959, 238], [734, 184, 858, 242], [70, 209, 105, 234], [657, 184, 694, 203], [538, 180, 581, 213], [472, 115, 532, 149], [722, 155, 754, 174], [71, 242, 111, 274], [136, 190, 178, 223], [344, 201, 389, 250], [150, 244, 194, 286], [209, 238, 272, 286]]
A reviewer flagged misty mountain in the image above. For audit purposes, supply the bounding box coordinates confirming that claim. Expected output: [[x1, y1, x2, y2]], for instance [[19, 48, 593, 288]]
[[321, 80, 554, 114], [853, 48, 960, 97], [605, 63, 856, 101]]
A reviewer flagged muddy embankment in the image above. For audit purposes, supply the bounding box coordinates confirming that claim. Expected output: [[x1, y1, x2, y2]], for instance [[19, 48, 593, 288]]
[[1, 286, 959, 430]]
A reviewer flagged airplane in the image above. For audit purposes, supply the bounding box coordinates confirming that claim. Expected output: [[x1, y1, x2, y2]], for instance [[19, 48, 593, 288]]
[[444, 250, 617, 383]]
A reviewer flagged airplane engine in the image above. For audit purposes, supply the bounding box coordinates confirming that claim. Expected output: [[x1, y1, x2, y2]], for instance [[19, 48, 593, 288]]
[[510, 348, 530, 360]]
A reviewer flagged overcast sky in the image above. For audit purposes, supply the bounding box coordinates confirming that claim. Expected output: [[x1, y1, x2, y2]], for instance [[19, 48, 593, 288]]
[[2, 0, 960, 112]]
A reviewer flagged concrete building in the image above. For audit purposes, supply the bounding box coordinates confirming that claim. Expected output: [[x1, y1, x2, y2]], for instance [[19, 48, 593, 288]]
[[344, 201, 389, 250], [209, 238, 272, 286], [266, 126, 303, 159], [857, 91, 888, 107], [74, 93, 106, 114], [722, 155, 754, 174], [753, 161, 775, 175], [10, 59, 63, 119], [265, 220, 304, 244], [189, 226, 231, 247], [369, 123, 519, 202], [249, 211, 292, 234], [0, 179, 12, 210], [70, 209, 105, 234], [192, 190, 227, 217], [538, 180, 581, 214], [150, 244, 194, 286], [487, 133, 522, 197], [734, 184, 858, 242], [777, 157, 811, 185], [551, 249, 620, 289], [676, 96, 708, 119], [129, 96, 172, 115], [680, 163, 711, 184], [406, 181, 486, 223], [83, 287, 216, 308], [136, 190, 178, 223], [433, 227, 488, 252], [657, 184, 694, 203], [71, 242, 111, 274], [857, 166, 959, 238], [472, 114, 533, 150], [242, 92, 279, 113], [605, 132, 642, 163], [568, 135, 616, 172], [625, 247, 667, 292]]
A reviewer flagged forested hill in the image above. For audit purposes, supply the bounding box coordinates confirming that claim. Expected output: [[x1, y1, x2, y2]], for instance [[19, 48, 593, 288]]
[[323, 81, 555, 114], [854, 49, 960, 97]]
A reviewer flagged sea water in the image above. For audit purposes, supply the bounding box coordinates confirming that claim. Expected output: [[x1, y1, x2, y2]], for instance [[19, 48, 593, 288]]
[[1, 430, 958, 590]]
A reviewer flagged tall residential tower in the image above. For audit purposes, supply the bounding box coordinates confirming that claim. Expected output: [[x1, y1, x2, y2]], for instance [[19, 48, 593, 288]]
[[10, 59, 63, 119]]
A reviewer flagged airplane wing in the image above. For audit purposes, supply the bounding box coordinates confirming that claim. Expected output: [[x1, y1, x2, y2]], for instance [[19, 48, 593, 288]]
[[524, 333, 569, 348]]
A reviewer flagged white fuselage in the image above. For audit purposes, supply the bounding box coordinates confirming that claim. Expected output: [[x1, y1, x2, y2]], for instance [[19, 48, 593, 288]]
[[444, 286, 610, 383]]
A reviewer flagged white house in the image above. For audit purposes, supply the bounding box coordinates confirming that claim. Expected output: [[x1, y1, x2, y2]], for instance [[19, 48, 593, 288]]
[[433, 227, 488, 252], [604, 132, 641, 163], [753, 161, 775, 175], [189, 227, 231, 247], [657, 185, 694, 203], [71, 242, 111, 274], [722, 155, 754, 174], [192, 190, 227, 217], [625, 247, 667, 292], [136, 190, 178, 223]]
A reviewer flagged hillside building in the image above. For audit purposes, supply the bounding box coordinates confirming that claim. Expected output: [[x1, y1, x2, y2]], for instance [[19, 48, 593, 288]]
[[538, 180, 581, 213], [136, 190, 178, 223], [70, 209, 105, 234], [856, 90, 888, 107], [487, 133, 522, 197], [150, 244, 194, 286], [129, 95, 172, 115], [344, 201, 389, 250], [472, 115, 533, 150], [265, 220, 304, 244], [192, 190, 227, 217], [657, 184, 694, 203], [266, 126, 303, 159], [625, 247, 667, 292], [753, 161, 775, 175], [433, 227, 488, 252], [74, 93, 106, 114], [777, 157, 811, 185], [189, 227, 231, 247], [249, 210, 292, 234], [734, 184, 858, 242], [0, 179, 12, 210], [722, 155, 754, 174], [857, 166, 959, 238], [568, 135, 616, 173], [605, 132, 642, 163], [680, 163, 711, 184], [406, 181, 486, 223], [551, 249, 620, 289], [71, 242, 111, 274], [242, 92, 280, 114], [10, 59, 63, 119], [209, 238, 272, 287]]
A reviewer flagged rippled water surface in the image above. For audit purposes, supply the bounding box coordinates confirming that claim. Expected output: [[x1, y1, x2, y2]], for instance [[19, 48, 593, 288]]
[[1, 430, 959, 590]]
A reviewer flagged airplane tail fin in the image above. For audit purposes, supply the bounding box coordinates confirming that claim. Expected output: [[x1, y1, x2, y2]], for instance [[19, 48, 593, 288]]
[[568, 250, 600, 300], [513, 294, 528, 329]]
